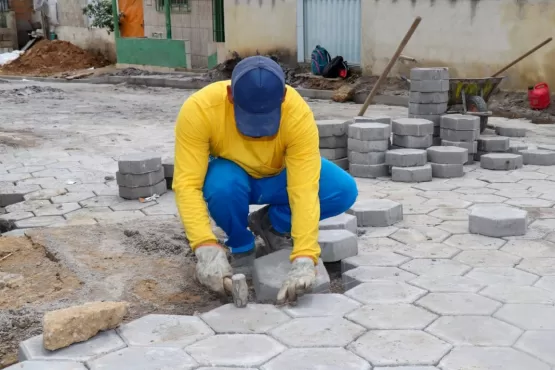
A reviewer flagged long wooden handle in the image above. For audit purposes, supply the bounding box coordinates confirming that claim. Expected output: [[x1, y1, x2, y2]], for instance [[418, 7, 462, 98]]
[[358, 16, 422, 116], [491, 37, 553, 77]]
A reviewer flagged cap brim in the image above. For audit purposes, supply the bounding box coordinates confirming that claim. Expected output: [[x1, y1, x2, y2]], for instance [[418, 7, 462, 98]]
[[234, 103, 281, 138]]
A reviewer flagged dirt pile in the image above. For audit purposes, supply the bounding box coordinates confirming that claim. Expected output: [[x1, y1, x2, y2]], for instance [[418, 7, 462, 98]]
[[0, 40, 110, 76]]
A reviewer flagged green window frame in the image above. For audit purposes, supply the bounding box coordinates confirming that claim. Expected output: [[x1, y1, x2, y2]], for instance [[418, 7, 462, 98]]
[[156, 0, 191, 13], [212, 0, 224, 42]]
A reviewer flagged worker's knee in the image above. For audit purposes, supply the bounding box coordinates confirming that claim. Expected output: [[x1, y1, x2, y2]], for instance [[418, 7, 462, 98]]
[[320, 158, 358, 212], [203, 158, 250, 203], [335, 171, 358, 212]]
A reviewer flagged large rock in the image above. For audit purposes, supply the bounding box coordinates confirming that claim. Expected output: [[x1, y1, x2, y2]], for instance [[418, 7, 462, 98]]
[[43, 301, 129, 351]]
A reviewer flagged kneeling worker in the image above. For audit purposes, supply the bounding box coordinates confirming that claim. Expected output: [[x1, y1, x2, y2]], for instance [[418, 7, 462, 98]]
[[173, 55, 358, 304]]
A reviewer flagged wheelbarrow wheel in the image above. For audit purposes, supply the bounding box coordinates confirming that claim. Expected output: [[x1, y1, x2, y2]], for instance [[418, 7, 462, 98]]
[[466, 95, 488, 133]]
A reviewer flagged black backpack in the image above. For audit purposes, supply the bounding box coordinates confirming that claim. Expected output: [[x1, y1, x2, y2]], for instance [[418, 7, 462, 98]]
[[322, 56, 349, 79]]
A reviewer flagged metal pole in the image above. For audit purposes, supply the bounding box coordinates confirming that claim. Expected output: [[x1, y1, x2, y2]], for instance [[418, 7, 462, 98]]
[[165, 0, 172, 39], [111, 0, 120, 37]]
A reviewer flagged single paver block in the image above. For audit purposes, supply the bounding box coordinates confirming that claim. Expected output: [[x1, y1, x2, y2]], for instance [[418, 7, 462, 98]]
[[117, 314, 214, 347], [347, 199, 403, 227], [118, 153, 162, 174], [392, 134, 433, 149], [15, 216, 65, 228], [33, 202, 81, 216], [348, 330, 451, 366], [344, 281, 426, 305], [280, 293, 361, 318], [521, 149, 555, 165], [116, 168, 164, 188], [331, 157, 349, 170], [454, 249, 521, 267], [441, 139, 478, 153], [430, 162, 463, 178], [480, 153, 523, 170], [392, 118, 434, 136], [349, 163, 389, 178], [470, 205, 527, 237], [410, 67, 449, 80], [18, 331, 126, 362], [348, 151, 385, 165], [269, 317, 365, 347], [410, 79, 450, 92], [394, 242, 460, 259], [200, 303, 290, 334], [508, 142, 528, 154], [426, 315, 522, 346], [343, 266, 417, 289], [261, 348, 371, 370], [319, 135, 347, 148], [391, 165, 432, 182], [440, 114, 480, 131], [466, 267, 538, 286], [185, 334, 285, 367], [515, 330, 555, 366], [481, 284, 555, 304], [87, 347, 198, 370], [385, 149, 427, 167], [252, 249, 330, 302], [341, 251, 410, 272], [319, 213, 357, 234], [440, 128, 479, 141], [401, 258, 471, 277], [443, 233, 507, 250], [347, 138, 389, 152], [409, 91, 448, 103], [162, 156, 174, 177], [318, 229, 358, 262], [320, 147, 347, 160], [495, 125, 526, 137], [348, 122, 391, 141], [4, 361, 87, 370], [416, 293, 502, 315], [408, 102, 448, 115], [495, 304, 555, 330], [346, 303, 437, 330], [352, 115, 392, 125], [118, 179, 167, 200], [427, 146, 468, 164], [316, 119, 349, 137], [439, 346, 550, 370], [477, 135, 510, 152], [409, 275, 484, 293]]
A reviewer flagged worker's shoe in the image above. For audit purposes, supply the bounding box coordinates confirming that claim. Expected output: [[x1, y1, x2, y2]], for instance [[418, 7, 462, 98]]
[[229, 249, 255, 278], [248, 205, 293, 258]]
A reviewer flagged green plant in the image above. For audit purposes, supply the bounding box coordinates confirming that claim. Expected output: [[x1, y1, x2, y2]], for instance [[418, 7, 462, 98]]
[[83, 0, 114, 33]]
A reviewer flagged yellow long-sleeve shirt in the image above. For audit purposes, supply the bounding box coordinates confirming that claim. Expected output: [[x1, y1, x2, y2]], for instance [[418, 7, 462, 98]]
[[173, 80, 321, 263]]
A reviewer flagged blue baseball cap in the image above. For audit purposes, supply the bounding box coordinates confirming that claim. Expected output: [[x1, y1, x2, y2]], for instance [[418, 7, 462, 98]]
[[231, 56, 286, 137]]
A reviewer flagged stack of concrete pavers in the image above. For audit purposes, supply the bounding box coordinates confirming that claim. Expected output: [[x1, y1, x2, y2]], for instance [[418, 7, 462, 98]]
[[476, 135, 510, 161], [427, 146, 467, 178], [440, 114, 480, 164], [347, 199, 403, 227], [318, 213, 359, 263], [252, 249, 330, 301], [391, 118, 434, 150], [162, 156, 174, 190], [347, 116, 391, 178], [520, 149, 555, 166], [469, 205, 528, 237], [317, 119, 349, 170], [385, 149, 431, 182], [408, 67, 449, 145], [117, 153, 167, 200]]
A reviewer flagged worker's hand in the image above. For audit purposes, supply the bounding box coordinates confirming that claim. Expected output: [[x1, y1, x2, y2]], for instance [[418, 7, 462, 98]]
[[277, 257, 316, 305], [194, 244, 232, 295]]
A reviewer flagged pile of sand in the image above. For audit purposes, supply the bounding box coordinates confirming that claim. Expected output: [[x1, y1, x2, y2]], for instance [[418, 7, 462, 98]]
[[1, 40, 110, 76]]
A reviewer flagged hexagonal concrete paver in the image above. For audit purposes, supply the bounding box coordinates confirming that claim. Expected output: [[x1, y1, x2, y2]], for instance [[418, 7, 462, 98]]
[[429, 208, 469, 221], [344, 281, 427, 305], [51, 191, 96, 204], [18, 331, 125, 362], [117, 314, 214, 347], [4, 361, 86, 370], [394, 242, 461, 259], [200, 304, 290, 334], [86, 347, 198, 370], [79, 196, 122, 208], [454, 250, 521, 267], [5, 199, 51, 212], [396, 214, 442, 227], [348, 330, 451, 366], [280, 293, 361, 318], [261, 348, 371, 370], [409, 275, 485, 293], [341, 251, 410, 271], [494, 304, 555, 330], [15, 216, 66, 228], [436, 221, 470, 234], [515, 330, 555, 366], [32, 202, 81, 216], [269, 317, 366, 347], [466, 267, 539, 286], [416, 293, 502, 315], [374, 367, 438, 370], [439, 346, 550, 370], [400, 258, 471, 277], [343, 266, 417, 288], [505, 197, 554, 208], [480, 284, 555, 304], [185, 334, 285, 367], [517, 258, 555, 276], [460, 193, 509, 203], [346, 303, 437, 330], [422, 198, 472, 209], [535, 276, 555, 292], [501, 239, 555, 258], [443, 233, 506, 250], [426, 315, 522, 346], [389, 227, 451, 244], [412, 182, 457, 191]]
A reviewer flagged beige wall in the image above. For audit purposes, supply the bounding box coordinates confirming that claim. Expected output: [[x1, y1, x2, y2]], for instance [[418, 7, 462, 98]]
[[143, 0, 214, 68], [224, 0, 297, 64], [55, 0, 116, 62], [361, 0, 555, 90], [0, 11, 18, 51]]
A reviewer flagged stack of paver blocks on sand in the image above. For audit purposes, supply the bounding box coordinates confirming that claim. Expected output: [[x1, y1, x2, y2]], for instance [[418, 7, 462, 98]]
[[117, 153, 167, 200], [391, 118, 434, 150], [347, 116, 391, 178], [440, 114, 479, 165], [408, 67, 449, 145], [317, 119, 349, 170]]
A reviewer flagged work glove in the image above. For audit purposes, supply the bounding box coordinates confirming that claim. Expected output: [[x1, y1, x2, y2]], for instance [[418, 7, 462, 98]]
[[195, 245, 233, 295], [277, 257, 316, 305]]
